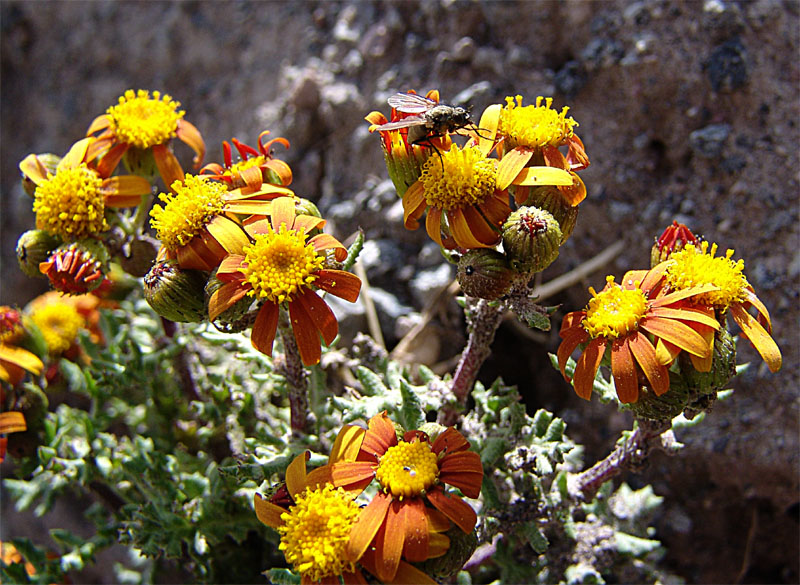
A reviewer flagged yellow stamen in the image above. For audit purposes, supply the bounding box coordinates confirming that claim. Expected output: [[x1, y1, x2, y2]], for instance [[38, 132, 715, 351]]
[[499, 95, 577, 149], [665, 242, 749, 309], [33, 164, 107, 240], [278, 485, 360, 582], [419, 145, 496, 211], [226, 155, 266, 177], [28, 301, 84, 355], [106, 89, 184, 149], [150, 175, 227, 250], [242, 227, 323, 303], [583, 276, 647, 339], [375, 439, 439, 500]]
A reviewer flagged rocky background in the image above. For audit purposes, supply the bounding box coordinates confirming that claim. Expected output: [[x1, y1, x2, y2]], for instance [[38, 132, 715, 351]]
[[1, 1, 797, 583]]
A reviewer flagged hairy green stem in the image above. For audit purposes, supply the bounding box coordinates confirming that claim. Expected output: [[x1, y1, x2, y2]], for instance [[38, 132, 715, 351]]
[[278, 314, 312, 437]]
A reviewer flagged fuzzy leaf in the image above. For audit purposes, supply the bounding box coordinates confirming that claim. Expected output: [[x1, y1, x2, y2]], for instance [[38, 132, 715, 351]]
[[520, 520, 549, 553], [398, 378, 424, 431]]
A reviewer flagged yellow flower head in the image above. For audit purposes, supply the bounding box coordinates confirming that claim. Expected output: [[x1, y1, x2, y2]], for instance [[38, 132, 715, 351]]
[[665, 241, 749, 309], [419, 145, 497, 211], [582, 276, 648, 340], [499, 95, 577, 149], [150, 175, 227, 250], [277, 484, 360, 582], [375, 438, 440, 500], [106, 89, 184, 149], [33, 163, 107, 240], [242, 226, 324, 304], [28, 297, 84, 355]]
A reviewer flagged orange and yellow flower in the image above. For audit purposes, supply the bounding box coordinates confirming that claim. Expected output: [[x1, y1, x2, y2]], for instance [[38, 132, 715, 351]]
[[332, 412, 483, 583], [86, 89, 205, 189], [0, 306, 43, 386], [557, 264, 721, 403], [207, 197, 361, 366], [201, 131, 293, 192], [0, 412, 27, 463], [20, 138, 152, 242], [663, 241, 781, 373]]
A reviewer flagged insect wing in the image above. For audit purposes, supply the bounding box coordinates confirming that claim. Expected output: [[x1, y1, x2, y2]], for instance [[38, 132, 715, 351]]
[[373, 116, 428, 131], [388, 92, 437, 114]]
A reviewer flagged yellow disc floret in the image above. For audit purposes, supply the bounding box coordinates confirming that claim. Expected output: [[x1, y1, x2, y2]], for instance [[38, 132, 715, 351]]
[[33, 164, 107, 240], [582, 276, 648, 339], [226, 155, 266, 178], [28, 300, 83, 355], [665, 241, 749, 309], [375, 439, 440, 500], [242, 228, 323, 303], [150, 175, 227, 250], [278, 484, 360, 582], [499, 95, 577, 149], [419, 145, 497, 211], [106, 89, 184, 149]]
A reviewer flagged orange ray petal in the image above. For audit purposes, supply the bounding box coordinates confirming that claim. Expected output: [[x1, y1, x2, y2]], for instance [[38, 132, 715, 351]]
[[19, 154, 50, 186], [403, 181, 427, 229], [611, 338, 639, 404], [649, 283, 718, 307], [401, 498, 429, 563], [86, 114, 111, 136], [496, 146, 535, 191], [285, 451, 309, 498], [58, 137, 92, 171], [641, 316, 711, 358], [730, 303, 782, 372], [573, 338, 607, 400], [330, 424, 366, 463], [744, 288, 772, 332], [288, 298, 323, 366], [95, 142, 129, 178], [152, 144, 185, 190], [560, 311, 587, 335], [250, 302, 280, 356], [426, 488, 477, 534], [360, 412, 398, 459], [432, 427, 470, 455], [638, 262, 669, 293], [305, 465, 332, 490], [292, 215, 327, 235], [557, 172, 586, 206], [176, 119, 206, 168], [427, 532, 450, 558], [216, 254, 247, 276], [269, 196, 297, 231], [222, 201, 275, 215], [459, 205, 501, 246], [309, 233, 348, 262], [0, 411, 27, 434], [254, 492, 286, 529], [391, 561, 437, 585], [294, 289, 338, 346], [0, 344, 43, 376], [628, 331, 669, 396], [479, 191, 513, 227], [265, 159, 293, 186], [314, 270, 361, 302], [649, 305, 720, 329], [375, 501, 405, 582], [510, 166, 574, 187], [557, 326, 590, 380], [330, 461, 376, 490], [101, 175, 152, 200], [346, 491, 391, 562], [476, 103, 501, 157], [655, 337, 682, 366], [449, 209, 488, 249], [424, 206, 444, 246], [239, 165, 263, 191], [208, 281, 250, 321], [439, 451, 483, 498]]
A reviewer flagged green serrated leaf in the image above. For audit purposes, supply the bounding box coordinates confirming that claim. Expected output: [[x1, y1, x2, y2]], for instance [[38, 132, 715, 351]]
[[398, 378, 424, 431], [480, 437, 509, 467], [267, 567, 302, 585], [355, 366, 388, 396], [342, 229, 364, 271]]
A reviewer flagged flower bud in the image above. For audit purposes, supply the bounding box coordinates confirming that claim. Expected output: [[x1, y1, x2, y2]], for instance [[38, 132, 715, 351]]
[[205, 271, 254, 329], [40, 240, 109, 295], [16, 230, 61, 278], [457, 249, 514, 300], [651, 221, 700, 267], [416, 525, 478, 579], [514, 185, 578, 243], [123, 146, 159, 181], [21, 154, 61, 197], [502, 206, 562, 273], [625, 372, 690, 421], [144, 260, 208, 323], [294, 198, 322, 218], [679, 327, 736, 397]]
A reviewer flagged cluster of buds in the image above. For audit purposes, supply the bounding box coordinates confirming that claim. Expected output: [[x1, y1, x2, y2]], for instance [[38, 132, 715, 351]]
[[366, 91, 591, 300]]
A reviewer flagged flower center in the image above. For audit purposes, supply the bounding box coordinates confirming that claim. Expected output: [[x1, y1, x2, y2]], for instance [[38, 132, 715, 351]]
[[0, 307, 23, 344], [28, 301, 83, 355], [33, 164, 107, 240], [499, 95, 577, 149], [106, 89, 184, 149], [375, 439, 439, 500], [242, 227, 323, 303], [278, 485, 360, 582], [150, 175, 227, 250], [582, 277, 647, 339], [665, 242, 748, 309], [419, 145, 497, 211]]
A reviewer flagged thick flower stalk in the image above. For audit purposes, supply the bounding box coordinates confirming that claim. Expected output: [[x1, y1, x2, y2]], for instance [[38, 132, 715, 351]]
[[201, 131, 293, 192], [664, 241, 781, 372], [332, 412, 483, 583], [557, 263, 720, 403], [86, 89, 205, 188], [20, 137, 151, 243], [208, 196, 361, 366]]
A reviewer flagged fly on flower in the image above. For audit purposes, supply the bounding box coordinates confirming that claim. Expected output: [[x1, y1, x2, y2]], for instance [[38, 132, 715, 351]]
[[374, 92, 477, 149]]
